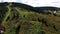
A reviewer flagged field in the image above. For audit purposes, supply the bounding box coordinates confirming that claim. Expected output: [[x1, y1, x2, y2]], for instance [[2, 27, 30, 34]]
[[0, 3, 60, 34]]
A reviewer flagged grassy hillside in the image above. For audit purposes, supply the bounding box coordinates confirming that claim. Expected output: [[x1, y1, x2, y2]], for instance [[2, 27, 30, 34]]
[[0, 2, 60, 34]]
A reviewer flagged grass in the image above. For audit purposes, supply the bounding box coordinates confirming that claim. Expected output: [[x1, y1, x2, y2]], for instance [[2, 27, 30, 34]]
[[0, 3, 60, 34], [1, 4, 42, 34]]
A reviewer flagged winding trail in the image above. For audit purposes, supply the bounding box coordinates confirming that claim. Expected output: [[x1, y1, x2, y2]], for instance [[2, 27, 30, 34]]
[[14, 7, 21, 14], [2, 3, 12, 24]]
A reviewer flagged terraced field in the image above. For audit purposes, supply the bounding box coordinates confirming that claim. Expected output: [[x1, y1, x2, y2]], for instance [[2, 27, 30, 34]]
[[0, 3, 60, 34]]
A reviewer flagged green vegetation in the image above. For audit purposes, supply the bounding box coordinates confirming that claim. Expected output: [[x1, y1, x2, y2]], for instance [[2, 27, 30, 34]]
[[0, 3, 60, 34], [1, 3, 42, 34]]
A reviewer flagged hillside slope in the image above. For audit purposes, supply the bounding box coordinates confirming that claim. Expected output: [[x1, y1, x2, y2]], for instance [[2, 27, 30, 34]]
[[0, 2, 60, 34]]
